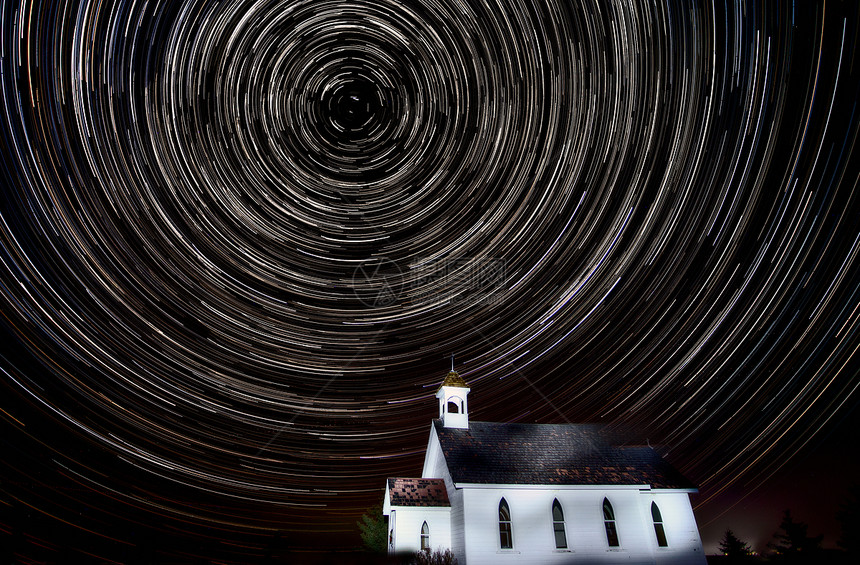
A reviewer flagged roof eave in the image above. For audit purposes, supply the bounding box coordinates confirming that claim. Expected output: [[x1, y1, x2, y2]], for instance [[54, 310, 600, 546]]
[[387, 504, 452, 509], [451, 482, 697, 492]]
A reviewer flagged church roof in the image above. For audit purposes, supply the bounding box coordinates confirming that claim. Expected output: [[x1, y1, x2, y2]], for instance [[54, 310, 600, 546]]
[[386, 477, 451, 507], [439, 371, 468, 388], [433, 420, 696, 490]]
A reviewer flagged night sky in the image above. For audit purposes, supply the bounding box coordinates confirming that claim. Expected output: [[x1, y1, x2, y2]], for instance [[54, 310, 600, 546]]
[[1, 0, 859, 563]]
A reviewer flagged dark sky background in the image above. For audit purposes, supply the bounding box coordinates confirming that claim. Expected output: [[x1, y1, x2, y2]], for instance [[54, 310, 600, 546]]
[[1, 0, 859, 563]]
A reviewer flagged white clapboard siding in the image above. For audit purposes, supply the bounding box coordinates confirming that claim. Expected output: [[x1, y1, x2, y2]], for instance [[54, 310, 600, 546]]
[[453, 486, 705, 565], [390, 506, 452, 555]]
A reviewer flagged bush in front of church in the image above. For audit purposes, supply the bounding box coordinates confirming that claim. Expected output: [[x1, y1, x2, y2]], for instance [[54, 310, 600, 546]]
[[411, 548, 458, 565]]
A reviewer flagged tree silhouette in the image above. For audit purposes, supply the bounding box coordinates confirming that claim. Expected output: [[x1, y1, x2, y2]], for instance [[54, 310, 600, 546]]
[[357, 504, 388, 554], [719, 529, 752, 561], [837, 484, 860, 560], [767, 509, 822, 563]]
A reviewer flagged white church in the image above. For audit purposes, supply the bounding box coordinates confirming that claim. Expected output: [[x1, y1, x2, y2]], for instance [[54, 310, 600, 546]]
[[382, 370, 707, 565]]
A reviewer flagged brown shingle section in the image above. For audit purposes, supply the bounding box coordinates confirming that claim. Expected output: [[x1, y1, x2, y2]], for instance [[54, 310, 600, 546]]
[[387, 478, 451, 507], [434, 420, 696, 490], [440, 371, 468, 388]]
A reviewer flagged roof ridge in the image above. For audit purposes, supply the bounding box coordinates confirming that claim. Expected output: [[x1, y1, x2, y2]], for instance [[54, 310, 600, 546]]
[[433, 420, 696, 489]]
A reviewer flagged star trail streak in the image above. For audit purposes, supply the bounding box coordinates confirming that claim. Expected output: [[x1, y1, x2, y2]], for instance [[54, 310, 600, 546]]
[[1, 0, 858, 560]]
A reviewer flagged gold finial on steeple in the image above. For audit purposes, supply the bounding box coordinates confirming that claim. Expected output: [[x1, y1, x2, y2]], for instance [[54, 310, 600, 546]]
[[440, 354, 468, 388]]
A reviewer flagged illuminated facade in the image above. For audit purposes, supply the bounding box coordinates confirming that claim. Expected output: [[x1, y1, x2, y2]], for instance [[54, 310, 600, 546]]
[[383, 371, 706, 564]]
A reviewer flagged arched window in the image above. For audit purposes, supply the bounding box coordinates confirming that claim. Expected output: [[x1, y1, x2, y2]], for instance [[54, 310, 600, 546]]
[[447, 401, 459, 413], [552, 499, 567, 549], [651, 502, 668, 547], [499, 498, 513, 549], [420, 521, 430, 551], [603, 498, 619, 547]]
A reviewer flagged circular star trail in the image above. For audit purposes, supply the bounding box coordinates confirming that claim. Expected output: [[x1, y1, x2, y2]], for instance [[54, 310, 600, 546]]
[[1, 0, 858, 559]]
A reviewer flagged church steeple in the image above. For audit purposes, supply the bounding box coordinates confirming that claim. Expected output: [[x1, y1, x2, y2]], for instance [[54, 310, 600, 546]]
[[436, 358, 470, 429]]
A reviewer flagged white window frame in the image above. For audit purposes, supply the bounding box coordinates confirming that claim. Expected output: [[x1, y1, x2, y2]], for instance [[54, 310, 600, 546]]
[[551, 498, 568, 550], [420, 520, 430, 551], [603, 497, 620, 548], [651, 502, 668, 548], [498, 498, 513, 550]]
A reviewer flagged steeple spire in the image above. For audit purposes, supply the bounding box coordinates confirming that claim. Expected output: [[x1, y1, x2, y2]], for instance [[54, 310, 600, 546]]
[[436, 361, 470, 429]]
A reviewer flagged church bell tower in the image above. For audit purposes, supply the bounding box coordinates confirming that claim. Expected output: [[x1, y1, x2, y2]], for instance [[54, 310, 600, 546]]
[[436, 365, 470, 429]]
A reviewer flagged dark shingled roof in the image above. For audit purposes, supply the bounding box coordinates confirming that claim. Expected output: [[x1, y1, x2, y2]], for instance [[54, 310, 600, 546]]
[[434, 420, 696, 490], [387, 478, 451, 507]]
